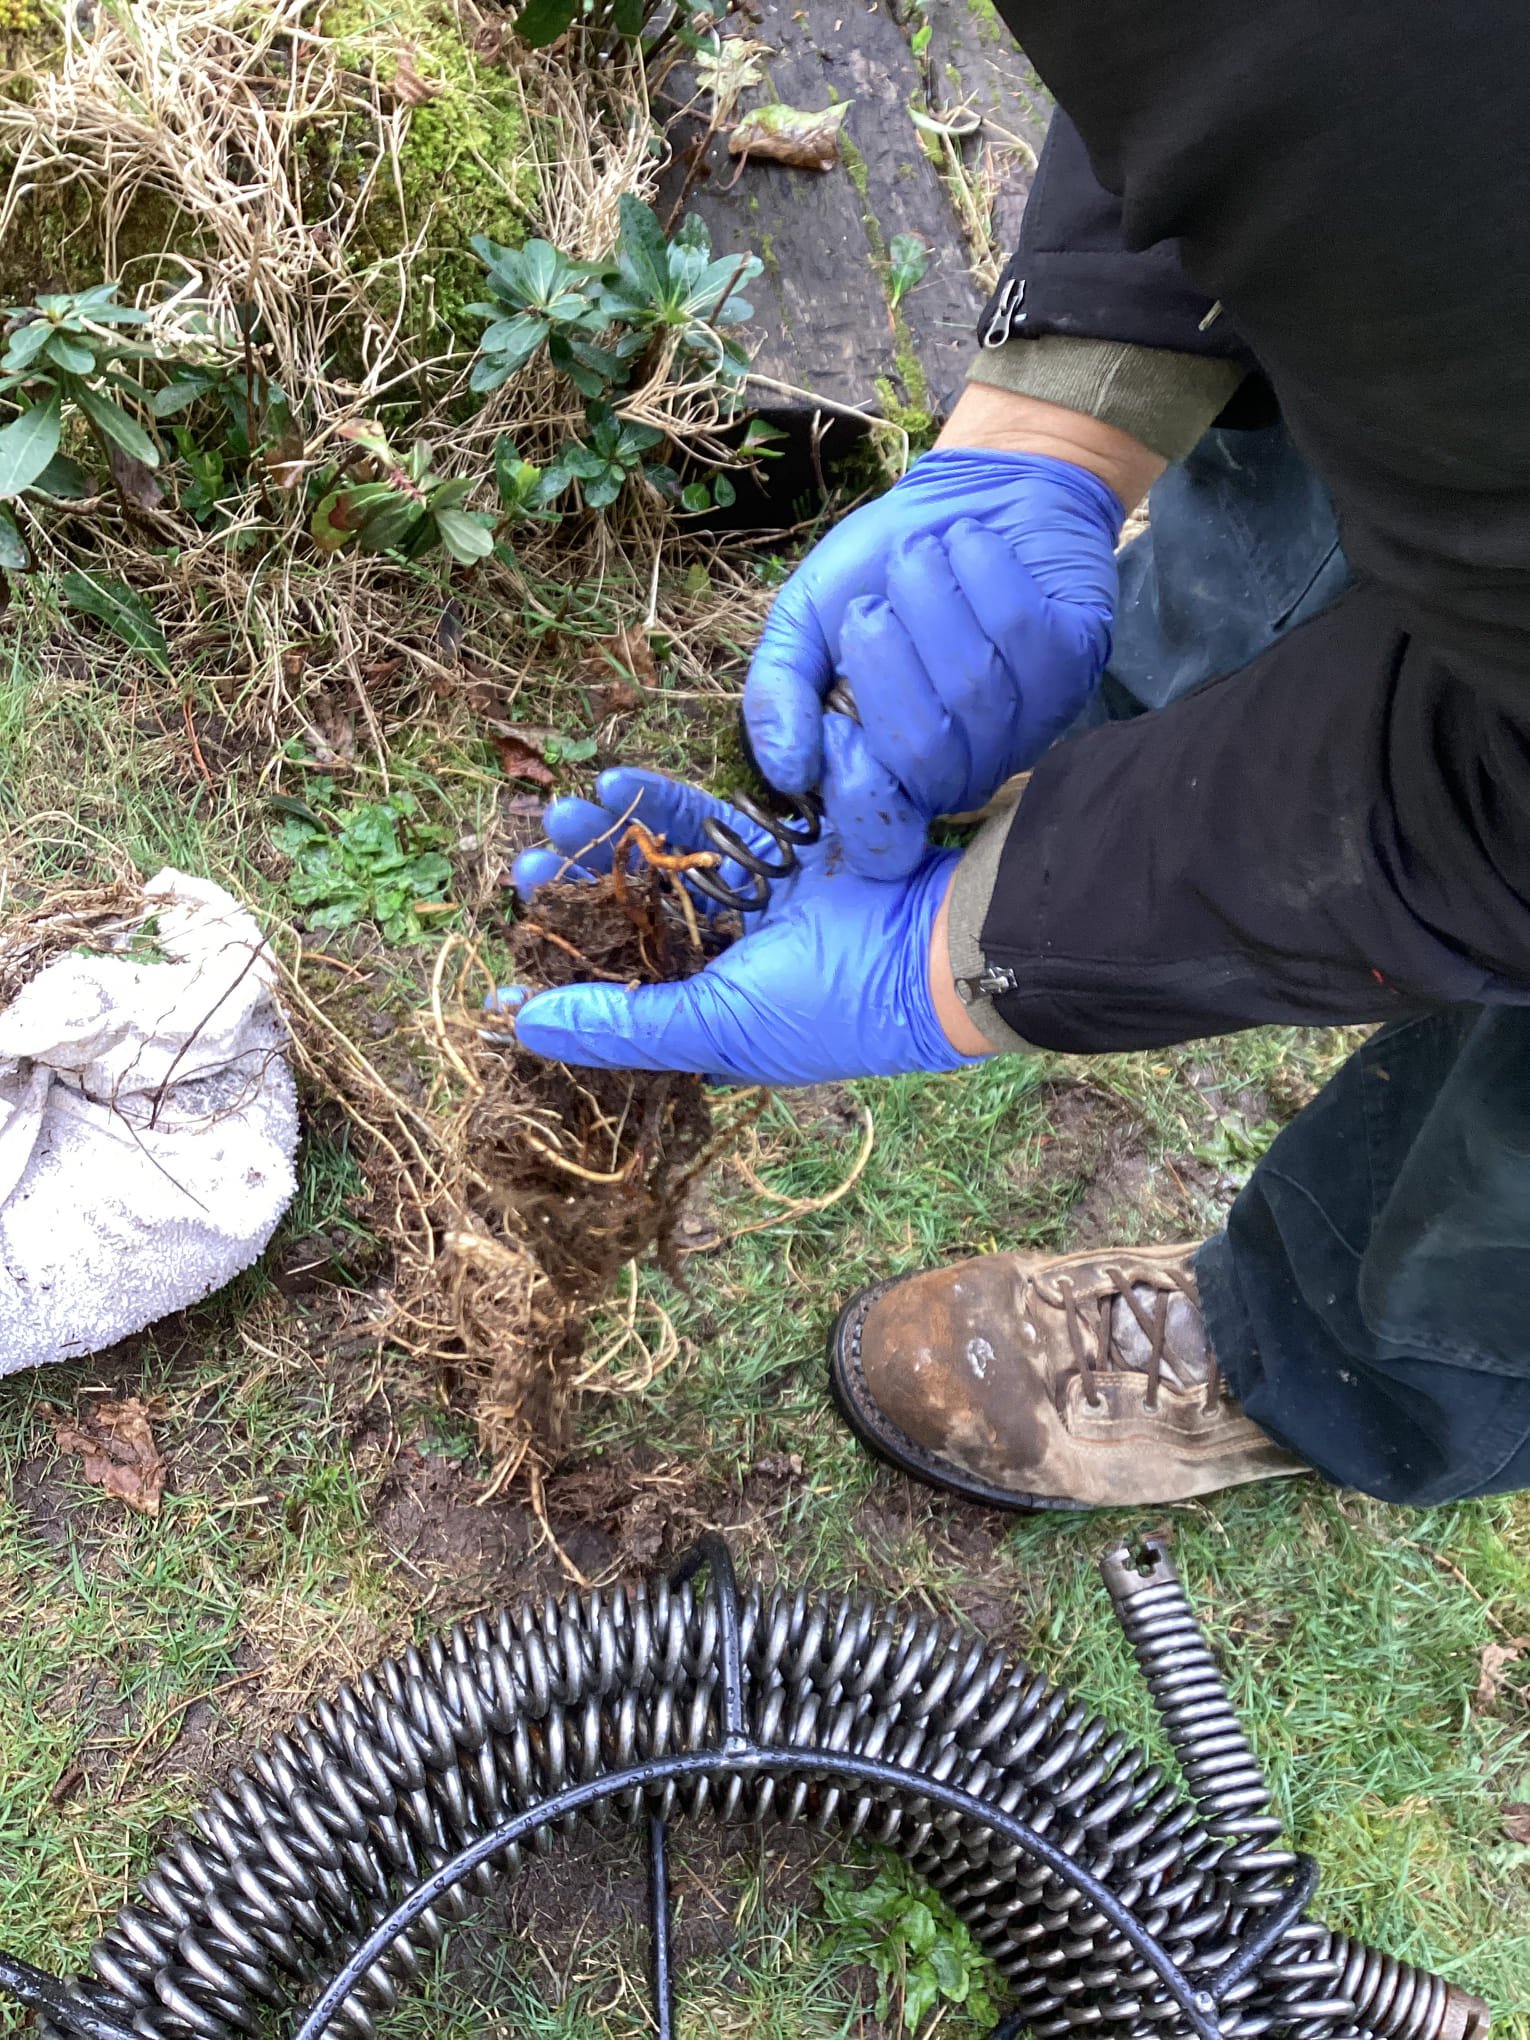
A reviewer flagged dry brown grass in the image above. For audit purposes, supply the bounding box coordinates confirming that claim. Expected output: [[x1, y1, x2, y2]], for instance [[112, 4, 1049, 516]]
[[0, 0, 791, 1483], [0, 0, 771, 736]]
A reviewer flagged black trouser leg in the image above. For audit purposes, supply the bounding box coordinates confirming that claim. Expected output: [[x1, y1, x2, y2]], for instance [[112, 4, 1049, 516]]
[[1105, 425, 1530, 1503], [1196, 1010, 1530, 1502]]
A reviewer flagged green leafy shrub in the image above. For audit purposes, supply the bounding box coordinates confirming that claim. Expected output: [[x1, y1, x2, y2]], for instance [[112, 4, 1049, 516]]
[[468, 239, 639, 398], [0, 284, 169, 563], [468, 198, 760, 408], [597, 199, 759, 381], [310, 425, 495, 567], [816, 1857, 1001, 2033], [541, 400, 664, 512], [279, 783, 456, 944]]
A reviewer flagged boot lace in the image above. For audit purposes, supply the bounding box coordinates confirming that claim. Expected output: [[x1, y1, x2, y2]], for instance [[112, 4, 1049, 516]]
[[1031, 1261, 1220, 1414]]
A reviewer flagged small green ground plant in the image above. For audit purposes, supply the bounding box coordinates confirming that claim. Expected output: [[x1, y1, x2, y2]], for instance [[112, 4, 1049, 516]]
[[278, 781, 456, 944], [816, 1855, 1000, 2032]]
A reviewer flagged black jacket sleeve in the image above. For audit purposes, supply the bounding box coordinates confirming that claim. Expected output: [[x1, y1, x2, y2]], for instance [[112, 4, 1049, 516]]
[[953, 1, 1530, 1048], [989, 0, 1530, 684], [971, 589, 1530, 1052], [980, 112, 1251, 369]]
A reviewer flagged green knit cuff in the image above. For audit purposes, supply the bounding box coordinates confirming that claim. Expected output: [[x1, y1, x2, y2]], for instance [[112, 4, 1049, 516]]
[[945, 804, 1032, 1055], [967, 335, 1245, 464]]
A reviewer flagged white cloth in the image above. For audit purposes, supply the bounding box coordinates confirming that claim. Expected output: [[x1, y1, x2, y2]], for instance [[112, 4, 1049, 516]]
[[0, 870, 299, 1371]]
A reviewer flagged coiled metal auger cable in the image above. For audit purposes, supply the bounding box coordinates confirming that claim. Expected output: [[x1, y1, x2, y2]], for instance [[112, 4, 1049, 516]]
[[0, 1535, 1490, 2040]]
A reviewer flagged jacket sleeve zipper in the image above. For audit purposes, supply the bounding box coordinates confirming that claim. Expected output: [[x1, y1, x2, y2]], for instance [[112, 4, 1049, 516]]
[[955, 964, 1020, 1004]]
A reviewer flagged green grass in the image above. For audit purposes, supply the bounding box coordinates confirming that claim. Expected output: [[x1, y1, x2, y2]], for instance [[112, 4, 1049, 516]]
[[0, 624, 1527, 2039]]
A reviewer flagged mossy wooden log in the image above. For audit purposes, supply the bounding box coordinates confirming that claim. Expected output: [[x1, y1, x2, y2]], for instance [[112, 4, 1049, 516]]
[[656, 0, 1052, 432]]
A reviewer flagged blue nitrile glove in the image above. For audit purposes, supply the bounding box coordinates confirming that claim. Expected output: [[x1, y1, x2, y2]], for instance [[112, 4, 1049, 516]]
[[495, 768, 986, 1088], [743, 449, 1123, 876]]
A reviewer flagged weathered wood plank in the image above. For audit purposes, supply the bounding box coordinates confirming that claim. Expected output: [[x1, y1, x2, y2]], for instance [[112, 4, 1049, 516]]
[[659, 0, 1047, 427], [920, 0, 1051, 263]]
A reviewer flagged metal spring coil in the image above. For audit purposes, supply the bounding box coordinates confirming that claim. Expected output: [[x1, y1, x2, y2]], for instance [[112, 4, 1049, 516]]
[[44, 1575, 1477, 2040], [1106, 1560, 1297, 1893], [690, 791, 823, 913]]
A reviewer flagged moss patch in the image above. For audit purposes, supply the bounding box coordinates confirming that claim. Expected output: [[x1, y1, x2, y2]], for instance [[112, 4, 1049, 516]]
[[323, 0, 538, 337], [838, 130, 934, 440]]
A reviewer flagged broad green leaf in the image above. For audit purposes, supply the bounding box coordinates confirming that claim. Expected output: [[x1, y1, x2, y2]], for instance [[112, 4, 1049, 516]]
[[353, 493, 428, 555], [712, 472, 736, 507], [429, 475, 474, 511], [903, 1969, 939, 2030], [434, 507, 495, 564], [561, 358, 611, 400], [60, 569, 168, 669], [45, 334, 95, 374], [477, 312, 547, 373], [888, 232, 929, 305], [2, 322, 53, 372], [30, 451, 92, 499], [79, 300, 148, 326], [741, 417, 787, 450], [74, 382, 160, 467], [899, 1899, 936, 1955], [616, 195, 672, 306], [511, 0, 580, 45], [520, 240, 563, 302], [148, 375, 213, 417], [0, 503, 29, 571], [680, 481, 710, 514], [582, 468, 625, 510], [467, 353, 513, 395], [928, 1941, 966, 1994], [469, 233, 514, 269], [494, 434, 544, 512], [611, 0, 647, 34], [0, 392, 62, 498], [311, 487, 354, 553], [562, 443, 609, 481]]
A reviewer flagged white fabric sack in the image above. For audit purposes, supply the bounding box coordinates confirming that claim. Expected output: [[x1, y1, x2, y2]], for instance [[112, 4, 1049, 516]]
[[0, 869, 299, 1372]]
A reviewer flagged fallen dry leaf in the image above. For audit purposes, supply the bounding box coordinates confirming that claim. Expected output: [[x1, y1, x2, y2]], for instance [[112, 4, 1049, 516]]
[[359, 654, 405, 691], [389, 50, 442, 106], [728, 100, 850, 172], [49, 1397, 168, 1517], [750, 1450, 804, 1480], [108, 444, 166, 512], [1474, 1637, 1529, 1711], [1505, 1804, 1530, 1845], [495, 730, 555, 787], [600, 624, 659, 692], [49, 1761, 86, 1807], [596, 678, 642, 718]]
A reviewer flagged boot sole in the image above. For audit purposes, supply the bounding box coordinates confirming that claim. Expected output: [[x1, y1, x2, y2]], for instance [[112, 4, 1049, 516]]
[[828, 1274, 1100, 1514]]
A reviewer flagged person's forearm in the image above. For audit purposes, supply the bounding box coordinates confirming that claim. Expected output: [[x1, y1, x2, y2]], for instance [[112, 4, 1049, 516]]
[[931, 874, 997, 1057], [942, 587, 1530, 1054], [938, 381, 1165, 515]]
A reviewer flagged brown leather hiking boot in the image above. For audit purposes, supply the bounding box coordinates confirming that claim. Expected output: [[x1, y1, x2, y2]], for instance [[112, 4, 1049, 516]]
[[829, 1243, 1307, 1510]]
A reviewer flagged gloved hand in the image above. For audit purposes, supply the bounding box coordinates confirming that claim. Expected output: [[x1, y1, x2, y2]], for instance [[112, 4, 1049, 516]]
[[743, 448, 1123, 876], [496, 768, 987, 1088]]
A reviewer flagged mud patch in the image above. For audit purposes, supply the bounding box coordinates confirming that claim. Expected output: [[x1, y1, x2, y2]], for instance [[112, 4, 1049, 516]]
[[1010, 1082, 1182, 1247]]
